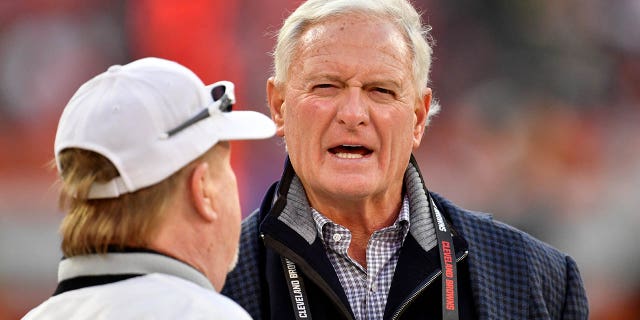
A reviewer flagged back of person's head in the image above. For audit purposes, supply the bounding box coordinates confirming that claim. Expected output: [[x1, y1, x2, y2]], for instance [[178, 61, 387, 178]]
[[273, 0, 439, 119], [54, 57, 275, 257]]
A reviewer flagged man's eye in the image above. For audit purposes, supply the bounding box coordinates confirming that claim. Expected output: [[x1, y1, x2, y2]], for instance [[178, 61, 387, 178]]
[[311, 83, 339, 95], [374, 87, 395, 96], [314, 84, 335, 89]]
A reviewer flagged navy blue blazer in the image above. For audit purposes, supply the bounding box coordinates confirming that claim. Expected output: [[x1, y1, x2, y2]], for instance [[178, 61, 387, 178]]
[[222, 157, 589, 319]]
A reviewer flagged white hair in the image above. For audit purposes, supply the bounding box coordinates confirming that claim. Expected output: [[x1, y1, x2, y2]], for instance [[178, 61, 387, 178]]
[[272, 0, 441, 123]]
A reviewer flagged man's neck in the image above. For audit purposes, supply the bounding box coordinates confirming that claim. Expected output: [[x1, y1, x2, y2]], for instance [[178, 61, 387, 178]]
[[311, 195, 404, 269]]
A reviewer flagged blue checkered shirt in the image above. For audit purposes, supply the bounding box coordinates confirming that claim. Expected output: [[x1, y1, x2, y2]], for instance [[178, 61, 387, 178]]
[[311, 195, 411, 320]]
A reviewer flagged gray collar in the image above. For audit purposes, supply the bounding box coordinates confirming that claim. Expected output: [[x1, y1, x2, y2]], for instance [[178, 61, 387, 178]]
[[58, 252, 215, 291], [276, 162, 437, 253]]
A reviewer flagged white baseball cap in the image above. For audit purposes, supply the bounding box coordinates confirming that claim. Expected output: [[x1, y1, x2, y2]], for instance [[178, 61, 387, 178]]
[[54, 57, 276, 199]]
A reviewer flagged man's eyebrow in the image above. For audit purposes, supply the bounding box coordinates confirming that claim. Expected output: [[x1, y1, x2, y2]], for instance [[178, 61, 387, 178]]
[[366, 79, 402, 90], [305, 74, 402, 88], [305, 74, 342, 82]]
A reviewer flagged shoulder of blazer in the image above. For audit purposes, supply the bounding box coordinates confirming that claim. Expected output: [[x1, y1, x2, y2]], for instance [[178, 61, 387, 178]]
[[431, 192, 585, 318]]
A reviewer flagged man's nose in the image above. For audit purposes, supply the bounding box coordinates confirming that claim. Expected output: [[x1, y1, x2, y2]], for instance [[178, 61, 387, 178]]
[[336, 88, 369, 128]]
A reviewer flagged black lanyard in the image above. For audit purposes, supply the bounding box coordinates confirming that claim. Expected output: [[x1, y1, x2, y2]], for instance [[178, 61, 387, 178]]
[[281, 193, 458, 320], [428, 193, 459, 320], [282, 256, 313, 320]]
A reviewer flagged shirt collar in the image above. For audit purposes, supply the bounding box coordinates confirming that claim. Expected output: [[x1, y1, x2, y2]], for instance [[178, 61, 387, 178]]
[[58, 250, 214, 291], [311, 194, 411, 245]]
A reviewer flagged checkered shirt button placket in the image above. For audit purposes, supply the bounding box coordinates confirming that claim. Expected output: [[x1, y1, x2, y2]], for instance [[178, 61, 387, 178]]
[[312, 196, 411, 320]]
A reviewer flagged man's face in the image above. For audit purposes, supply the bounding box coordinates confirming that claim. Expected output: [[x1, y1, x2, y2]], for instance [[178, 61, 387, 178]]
[[268, 14, 430, 209]]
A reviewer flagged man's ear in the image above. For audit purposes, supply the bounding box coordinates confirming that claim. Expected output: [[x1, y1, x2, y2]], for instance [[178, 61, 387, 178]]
[[190, 162, 217, 222], [267, 77, 285, 137], [413, 88, 431, 149]]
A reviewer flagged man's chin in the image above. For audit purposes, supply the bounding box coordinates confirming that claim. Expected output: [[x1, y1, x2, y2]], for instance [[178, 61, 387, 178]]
[[324, 181, 378, 199]]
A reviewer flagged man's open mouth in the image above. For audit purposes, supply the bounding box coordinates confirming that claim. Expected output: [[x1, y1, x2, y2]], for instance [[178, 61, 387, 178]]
[[328, 145, 373, 159]]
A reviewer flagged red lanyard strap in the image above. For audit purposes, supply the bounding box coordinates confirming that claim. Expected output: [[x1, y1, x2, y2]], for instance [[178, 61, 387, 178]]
[[429, 194, 459, 320]]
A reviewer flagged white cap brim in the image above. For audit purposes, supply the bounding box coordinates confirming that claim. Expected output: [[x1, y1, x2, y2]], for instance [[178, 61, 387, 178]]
[[214, 110, 277, 141]]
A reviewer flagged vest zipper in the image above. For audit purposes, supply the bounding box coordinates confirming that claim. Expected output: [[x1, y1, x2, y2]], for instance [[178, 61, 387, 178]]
[[262, 233, 355, 320], [390, 250, 469, 320]]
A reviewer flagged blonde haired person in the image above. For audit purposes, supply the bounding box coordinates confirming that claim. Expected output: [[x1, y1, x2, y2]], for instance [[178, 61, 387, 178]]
[[23, 57, 275, 319]]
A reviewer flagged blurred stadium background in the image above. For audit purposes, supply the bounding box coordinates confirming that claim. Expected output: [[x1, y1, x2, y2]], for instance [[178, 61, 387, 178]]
[[1, 0, 638, 319]]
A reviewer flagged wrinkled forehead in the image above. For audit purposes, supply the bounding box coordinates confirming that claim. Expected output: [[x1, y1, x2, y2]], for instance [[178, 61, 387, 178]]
[[287, 13, 414, 87], [299, 13, 409, 56]]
